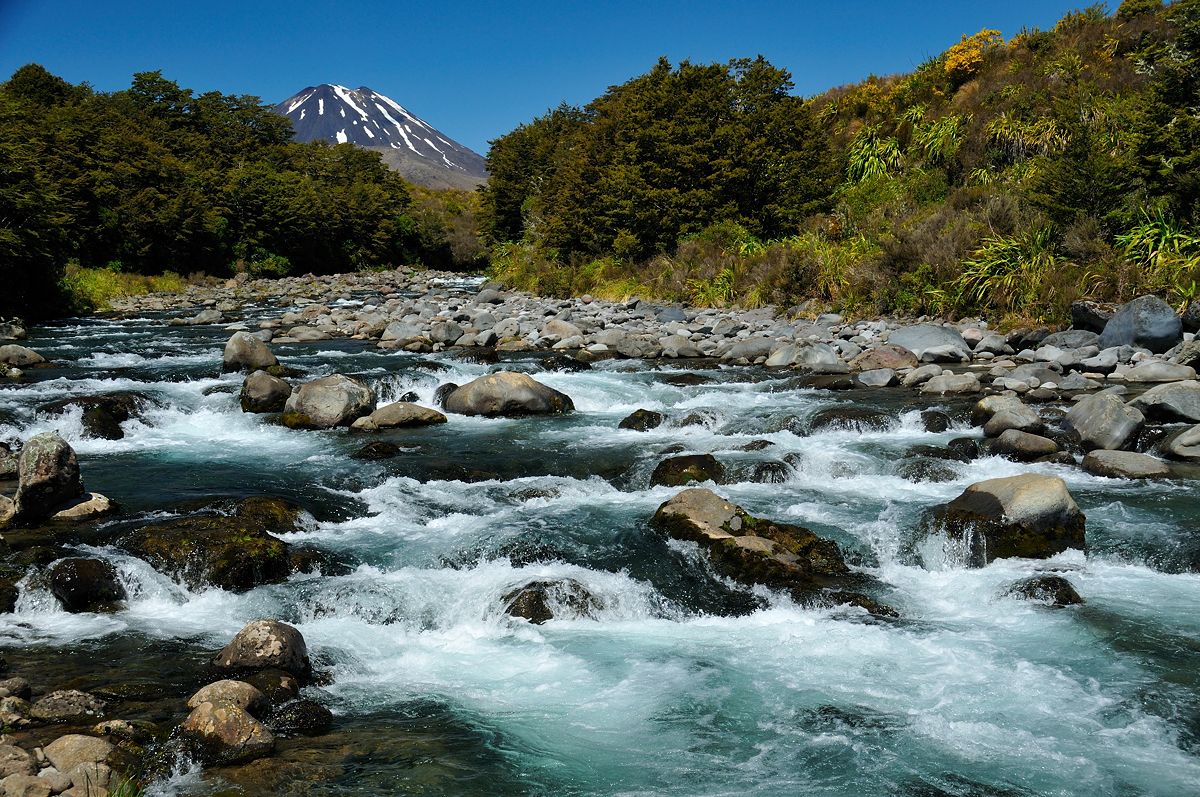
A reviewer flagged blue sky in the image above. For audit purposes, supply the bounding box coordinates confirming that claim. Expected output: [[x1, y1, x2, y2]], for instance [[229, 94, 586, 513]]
[[2, 0, 1092, 153]]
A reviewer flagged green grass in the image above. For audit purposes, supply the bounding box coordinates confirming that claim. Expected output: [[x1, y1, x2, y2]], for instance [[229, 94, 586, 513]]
[[59, 264, 188, 313]]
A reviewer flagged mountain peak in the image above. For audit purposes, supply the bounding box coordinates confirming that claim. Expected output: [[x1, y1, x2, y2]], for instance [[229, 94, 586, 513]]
[[273, 84, 487, 190]]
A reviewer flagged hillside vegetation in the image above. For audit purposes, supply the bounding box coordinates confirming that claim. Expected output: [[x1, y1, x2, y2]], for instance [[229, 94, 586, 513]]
[[0, 67, 482, 317], [483, 0, 1200, 325]]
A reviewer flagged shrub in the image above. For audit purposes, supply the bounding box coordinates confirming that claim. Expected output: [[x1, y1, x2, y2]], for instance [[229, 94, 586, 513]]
[[944, 29, 1005, 85], [59, 264, 187, 313]]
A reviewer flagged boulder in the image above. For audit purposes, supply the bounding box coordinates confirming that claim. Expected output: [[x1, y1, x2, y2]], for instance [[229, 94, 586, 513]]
[[118, 497, 302, 592], [50, 492, 115, 523], [38, 393, 148, 441], [502, 579, 599, 624], [928, 474, 1086, 565], [849, 345, 918, 371], [1099, 295, 1182, 353], [1003, 575, 1084, 606], [1040, 329, 1101, 350], [265, 699, 333, 737], [2, 774, 53, 797], [187, 680, 268, 714], [1070, 300, 1116, 333], [807, 407, 892, 433], [0, 744, 35, 778], [223, 332, 278, 373], [722, 338, 775, 361], [43, 735, 115, 778], [650, 488, 851, 591], [0, 443, 15, 480], [179, 701, 275, 765], [1123, 361, 1197, 383], [1081, 449, 1171, 479], [1183, 300, 1200, 333], [920, 373, 981, 395], [983, 405, 1044, 437], [240, 371, 291, 413], [618, 409, 665, 431], [214, 619, 310, 678], [1127, 380, 1200, 422], [351, 402, 447, 431], [991, 430, 1060, 462], [282, 374, 376, 429], [857, 368, 897, 388], [887, 325, 970, 362], [443, 372, 573, 417], [0, 345, 44, 367], [30, 690, 107, 723], [1064, 393, 1144, 450], [901, 363, 943, 387], [1165, 425, 1200, 460], [541, 319, 582, 342], [766, 341, 843, 371], [11, 433, 84, 524], [650, 454, 725, 487], [47, 558, 125, 613]]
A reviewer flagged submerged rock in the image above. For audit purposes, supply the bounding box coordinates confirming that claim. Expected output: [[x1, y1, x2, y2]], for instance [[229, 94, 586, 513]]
[[927, 473, 1086, 566], [1003, 574, 1084, 606], [214, 619, 311, 678], [807, 407, 892, 433], [619, 408, 665, 431], [30, 689, 108, 724], [282, 374, 376, 429], [38, 392, 150, 441], [266, 699, 333, 737], [650, 454, 725, 487], [443, 372, 573, 417]]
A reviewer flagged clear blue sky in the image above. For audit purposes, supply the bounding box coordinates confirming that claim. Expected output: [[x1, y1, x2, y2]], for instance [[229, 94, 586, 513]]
[[1, 0, 1091, 153]]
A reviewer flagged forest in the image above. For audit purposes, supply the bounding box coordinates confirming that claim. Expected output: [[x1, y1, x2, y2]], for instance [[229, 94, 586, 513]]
[[483, 0, 1200, 324], [2, 0, 1198, 325], [0, 66, 482, 319]]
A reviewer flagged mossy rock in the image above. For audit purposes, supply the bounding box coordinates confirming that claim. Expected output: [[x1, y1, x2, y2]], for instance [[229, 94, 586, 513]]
[[650, 454, 725, 487]]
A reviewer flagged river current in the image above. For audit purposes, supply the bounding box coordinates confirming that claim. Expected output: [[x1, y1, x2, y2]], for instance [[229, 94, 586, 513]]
[[1, 289, 1199, 796]]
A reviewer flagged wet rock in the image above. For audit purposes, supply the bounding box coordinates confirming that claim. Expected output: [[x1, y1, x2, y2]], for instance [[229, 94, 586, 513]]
[[502, 579, 599, 624], [651, 488, 850, 590], [0, 697, 31, 728], [443, 372, 573, 417], [1165, 425, 1200, 460], [0, 443, 16, 480], [928, 473, 1086, 565], [118, 497, 302, 592], [39, 393, 149, 441], [808, 407, 892, 433], [432, 382, 459, 408], [6, 433, 84, 527], [47, 557, 125, 613], [282, 374, 376, 429], [240, 370, 291, 413], [0, 744, 35, 778], [897, 459, 958, 483], [266, 699, 333, 737], [751, 461, 791, 483], [214, 619, 310, 678], [991, 430, 1060, 462], [187, 680, 268, 714], [650, 454, 726, 487], [920, 410, 953, 433], [618, 409, 665, 431], [0, 678, 30, 701], [30, 690, 107, 724], [1081, 449, 1171, 479], [223, 331, 278, 373], [1099, 295, 1182, 353], [0, 345, 45, 367], [1064, 393, 1144, 450], [242, 670, 300, 706], [849, 345, 918, 371], [351, 441, 402, 460], [179, 700, 275, 765], [1003, 575, 1084, 606], [983, 404, 1044, 437]]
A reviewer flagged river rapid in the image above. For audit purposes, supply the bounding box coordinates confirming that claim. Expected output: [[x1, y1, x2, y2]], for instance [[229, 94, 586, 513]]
[[2, 285, 1199, 796]]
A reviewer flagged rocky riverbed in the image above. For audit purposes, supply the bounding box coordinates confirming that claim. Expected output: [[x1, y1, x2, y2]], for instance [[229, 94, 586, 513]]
[[0, 269, 1199, 795]]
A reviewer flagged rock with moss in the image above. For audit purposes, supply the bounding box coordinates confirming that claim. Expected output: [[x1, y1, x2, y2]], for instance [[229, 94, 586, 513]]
[[650, 454, 725, 487], [9, 433, 85, 525], [927, 473, 1086, 566], [117, 497, 307, 592], [619, 409, 665, 431], [651, 488, 853, 593]]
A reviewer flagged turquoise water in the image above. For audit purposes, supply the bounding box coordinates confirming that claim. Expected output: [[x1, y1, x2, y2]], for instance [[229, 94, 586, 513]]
[[2, 301, 1199, 796]]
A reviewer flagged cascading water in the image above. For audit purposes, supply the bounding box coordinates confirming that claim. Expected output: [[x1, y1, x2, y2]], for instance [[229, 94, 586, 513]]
[[1, 307, 1199, 796]]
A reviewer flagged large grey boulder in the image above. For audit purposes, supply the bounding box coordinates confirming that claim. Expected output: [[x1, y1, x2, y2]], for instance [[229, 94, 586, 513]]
[[765, 341, 843, 371], [1123, 362, 1197, 383], [991, 430, 1060, 461], [1064, 393, 1144, 450], [1082, 450, 1171, 479], [351, 402, 447, 431], [1165, 425, 1200, 460], [1128, 380, 1200, 422], [928, 473, 1086, 565], [222, 332, 278, 373], [11, 433, 85, 524], [887, 325, 970, 362], [443, 372, 573, 417], [0, 345, 44, 367], [240, 370, 291, 413], [849, 345, 918, 371], [282, 374, 376, 429], [723, 338, 776, 361], [1041, 330, 1100, 350], [1099, 295, 1182, 353], [920, 373, 981, 395]]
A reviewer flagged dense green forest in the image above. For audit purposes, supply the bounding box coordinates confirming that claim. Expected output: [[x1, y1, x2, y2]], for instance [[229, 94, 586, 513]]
[[483, 0, 1200, 324], [0, 65, 482, 318]]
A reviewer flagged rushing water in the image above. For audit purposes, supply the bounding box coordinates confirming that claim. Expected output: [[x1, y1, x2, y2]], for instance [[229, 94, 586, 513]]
[[2, 291, 1199, 796]]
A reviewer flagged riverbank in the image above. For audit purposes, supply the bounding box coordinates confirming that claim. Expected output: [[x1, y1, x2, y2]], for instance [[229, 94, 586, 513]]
[[0, 268, 1199, 795]]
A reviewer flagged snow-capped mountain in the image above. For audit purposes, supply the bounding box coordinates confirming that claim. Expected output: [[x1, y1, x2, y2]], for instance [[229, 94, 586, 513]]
[[273, 84, 487, 190]]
